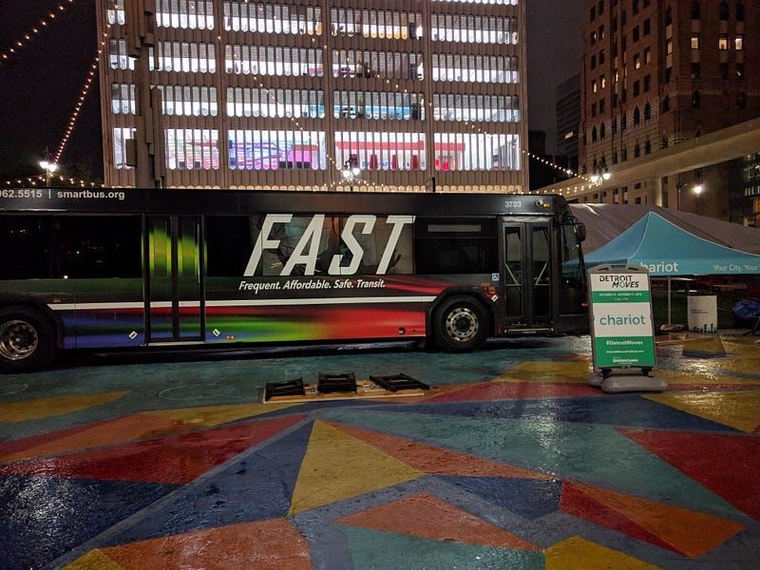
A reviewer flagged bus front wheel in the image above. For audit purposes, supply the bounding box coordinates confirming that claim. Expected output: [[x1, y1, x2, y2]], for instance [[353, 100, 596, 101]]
[[433, 296, 489, 352], [0, 307, 56, 373]]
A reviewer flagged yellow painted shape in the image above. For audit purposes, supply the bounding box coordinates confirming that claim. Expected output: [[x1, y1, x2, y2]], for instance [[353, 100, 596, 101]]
[[645, 390, 760, 433], [720, 341, 760, 375], [495, 361, 592, 384], [0, 392, 128, 423], [146, 402, 298, 427], [545, 536, 659, 570], [656, 368, 760, 386], [681, 337, 727, 356], [64, 549, 123, 570], [289, 420, 424, 515], [574, 482, 744, 559]]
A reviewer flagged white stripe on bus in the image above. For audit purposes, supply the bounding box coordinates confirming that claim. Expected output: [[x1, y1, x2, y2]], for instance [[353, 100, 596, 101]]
[[47, 296, 437, 311]]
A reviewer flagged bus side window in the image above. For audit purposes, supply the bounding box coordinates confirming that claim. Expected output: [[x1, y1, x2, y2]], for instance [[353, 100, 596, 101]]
[[57, 216, 142, 278], [206, 216, 256, 276], [0, 216, 49, 279]]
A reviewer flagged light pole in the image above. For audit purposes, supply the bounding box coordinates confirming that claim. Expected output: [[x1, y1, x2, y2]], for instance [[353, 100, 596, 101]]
[[693, 183, 704, 214], [39, 153, 58, 187], [676, 183, 703, 211], [590, 166, 611, 196], [341, 159, 361, 191]]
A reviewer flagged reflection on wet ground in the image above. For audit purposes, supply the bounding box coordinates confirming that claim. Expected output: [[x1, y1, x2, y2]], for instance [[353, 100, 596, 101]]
[[1, 333, 759, 569]]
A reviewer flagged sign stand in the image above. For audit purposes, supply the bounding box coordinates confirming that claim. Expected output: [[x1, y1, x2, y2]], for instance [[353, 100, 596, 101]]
[[587, 264, 667, 393]]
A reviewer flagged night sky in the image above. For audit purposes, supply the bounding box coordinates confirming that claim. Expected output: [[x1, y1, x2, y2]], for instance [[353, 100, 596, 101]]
[[0, 0, 583, 181]]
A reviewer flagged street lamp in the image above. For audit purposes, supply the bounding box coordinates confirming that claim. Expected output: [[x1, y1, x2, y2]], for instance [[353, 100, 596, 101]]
[[341, 159, 361, 191], [676, 183, 704, 211], [590, 170, 611, 185], [693, 183, 704, 214], [39, 155, 58, 187]]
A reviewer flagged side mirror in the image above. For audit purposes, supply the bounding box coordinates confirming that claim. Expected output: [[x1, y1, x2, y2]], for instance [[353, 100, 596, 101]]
[[576, 223, 587, 243]]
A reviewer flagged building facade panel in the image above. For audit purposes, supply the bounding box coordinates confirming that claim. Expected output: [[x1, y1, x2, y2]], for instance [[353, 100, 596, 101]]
[[96, 0, 528, 192]]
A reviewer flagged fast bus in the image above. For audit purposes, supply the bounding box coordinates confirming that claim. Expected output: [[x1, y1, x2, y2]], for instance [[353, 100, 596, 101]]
[[0, 188, 588, 372]]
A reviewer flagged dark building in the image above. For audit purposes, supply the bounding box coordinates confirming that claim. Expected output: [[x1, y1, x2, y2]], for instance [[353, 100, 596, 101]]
[[578, 0, 759, 218], [556, 74, 580, 160]]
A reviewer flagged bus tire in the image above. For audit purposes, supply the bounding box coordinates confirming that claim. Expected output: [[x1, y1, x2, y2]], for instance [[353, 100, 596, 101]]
[[432, 296, 489, 352], [0, 307, 56, 373]]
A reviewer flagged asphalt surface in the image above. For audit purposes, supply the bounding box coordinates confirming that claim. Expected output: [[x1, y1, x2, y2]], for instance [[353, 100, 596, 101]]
[[1, 333, 759, 569]]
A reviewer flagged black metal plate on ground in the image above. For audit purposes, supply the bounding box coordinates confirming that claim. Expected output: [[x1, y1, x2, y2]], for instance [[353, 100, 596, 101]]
[[369, 373, 429, 392], [265, 378, 305, 400], [317, 372, 357, 394]]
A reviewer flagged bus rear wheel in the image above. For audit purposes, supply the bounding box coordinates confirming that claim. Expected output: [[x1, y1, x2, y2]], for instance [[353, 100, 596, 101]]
[[433, 296, 489, 352], [0, 307, 56, 373]]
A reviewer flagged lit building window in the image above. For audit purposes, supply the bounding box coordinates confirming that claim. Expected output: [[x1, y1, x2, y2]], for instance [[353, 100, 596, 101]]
[[224, 2, 322, 35], [157, 41, 216, 73], [166, 129, 220, 170], [156, 1, 214, 30], [226, 88, 324, 119], [113, 127, 135, 169], [226, 45, 323, 77], [433, 93, 519, 122], [335, 131, 427, 171], [159, 85, 218, 116], [334, 91, 425, 121], [228, 130, 326, 171], [109, 39, 135, 70]]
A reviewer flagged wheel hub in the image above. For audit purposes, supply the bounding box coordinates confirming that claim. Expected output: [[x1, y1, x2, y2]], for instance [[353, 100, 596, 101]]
[[445, 308, 479, 343], [0, 320, 38, 361]]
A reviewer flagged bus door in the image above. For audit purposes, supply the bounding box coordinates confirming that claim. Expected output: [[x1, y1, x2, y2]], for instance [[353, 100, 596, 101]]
[[501, 220, 553, 331], [145, 216, 204, 343]]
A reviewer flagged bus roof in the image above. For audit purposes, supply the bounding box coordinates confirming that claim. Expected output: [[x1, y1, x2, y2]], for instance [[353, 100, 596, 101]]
[[2, 188, 571, 217]]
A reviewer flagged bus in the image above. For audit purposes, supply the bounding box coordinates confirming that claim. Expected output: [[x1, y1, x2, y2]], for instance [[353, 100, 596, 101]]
[[0, 188, 588, 372]]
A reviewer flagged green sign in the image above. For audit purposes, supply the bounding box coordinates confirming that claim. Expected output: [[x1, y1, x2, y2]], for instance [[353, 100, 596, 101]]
[[589, 266, 656, 369]]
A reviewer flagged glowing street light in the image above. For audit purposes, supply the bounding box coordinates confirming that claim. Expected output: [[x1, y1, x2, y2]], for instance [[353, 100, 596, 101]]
[[39, 155, 58, 186], [677, 183, 704, 211], [341, 159, 361, 191], [590, 167, 611, 186]]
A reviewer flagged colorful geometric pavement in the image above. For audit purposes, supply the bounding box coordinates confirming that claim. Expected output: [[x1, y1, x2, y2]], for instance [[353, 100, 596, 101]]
[[1, 335, 759, 569]]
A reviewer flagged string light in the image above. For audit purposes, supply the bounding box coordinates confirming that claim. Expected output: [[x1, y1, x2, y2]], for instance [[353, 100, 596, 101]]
[[0, 1, 76, 65], [54, 54, 100, 163], [2, 174, 102, 188]]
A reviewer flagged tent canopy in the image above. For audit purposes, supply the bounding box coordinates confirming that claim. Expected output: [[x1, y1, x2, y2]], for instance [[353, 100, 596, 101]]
[[584, 211, 760, 276], [571, 204, 760, 255]]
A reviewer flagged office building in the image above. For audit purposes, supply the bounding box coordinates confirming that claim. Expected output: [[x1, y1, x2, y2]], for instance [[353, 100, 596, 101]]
[[556, 73, 580, 160], [579, 0, 759, 212], [95, 0, 528, 192]]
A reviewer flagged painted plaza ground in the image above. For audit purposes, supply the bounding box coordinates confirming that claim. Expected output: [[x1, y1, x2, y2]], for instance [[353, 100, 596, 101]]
[[1, 333, 759, 569]]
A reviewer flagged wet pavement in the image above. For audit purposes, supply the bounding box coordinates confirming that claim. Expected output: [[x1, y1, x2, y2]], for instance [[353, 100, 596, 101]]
[[1, 333, 759, 569]]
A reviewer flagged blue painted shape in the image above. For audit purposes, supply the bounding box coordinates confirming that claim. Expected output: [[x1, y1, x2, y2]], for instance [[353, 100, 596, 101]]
[[0, 474, 177, 570], [108, 421, 313, 545], [384, 394, 744, 434], [339, 525, 545, 570], [439, 477, 562, 520], [324, 408, 747, 520]]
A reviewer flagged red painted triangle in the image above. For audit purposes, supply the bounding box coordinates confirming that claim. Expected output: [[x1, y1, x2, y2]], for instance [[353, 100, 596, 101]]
[[338, 492, 539, 550], [0, 414, 306, 484], [621, 428, 760, 519], [560, 481, 676, 553]]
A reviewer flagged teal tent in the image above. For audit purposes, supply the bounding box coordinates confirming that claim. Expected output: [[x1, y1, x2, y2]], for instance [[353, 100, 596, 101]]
[[585, 212, 760, 326], [585, 212, 760, 276]]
